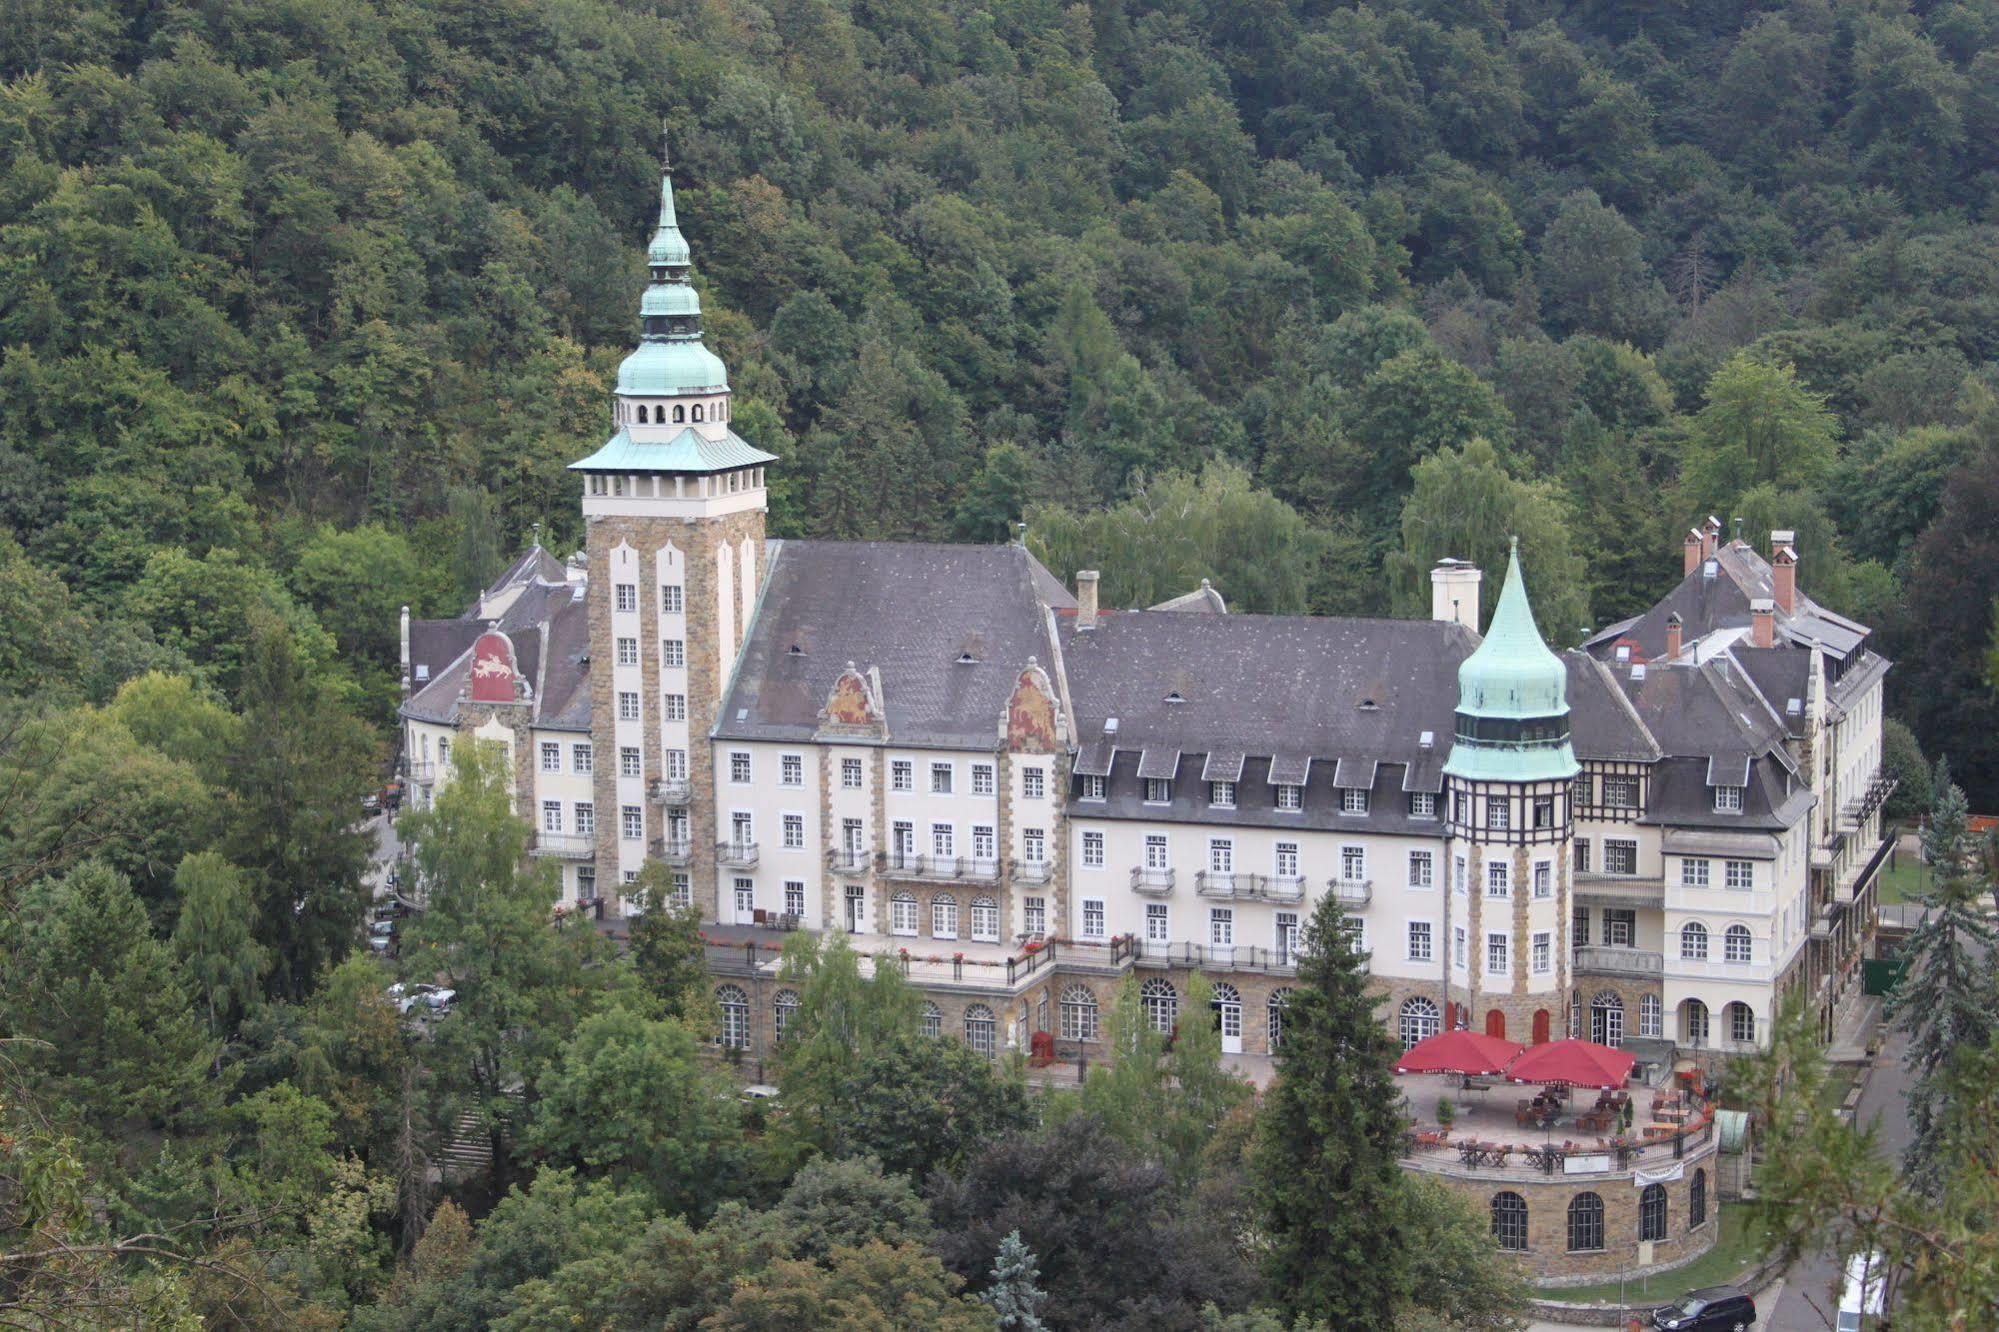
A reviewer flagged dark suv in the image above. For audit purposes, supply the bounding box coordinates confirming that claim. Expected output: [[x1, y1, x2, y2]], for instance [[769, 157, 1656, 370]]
[[1654, 1286, 1756, 1331]]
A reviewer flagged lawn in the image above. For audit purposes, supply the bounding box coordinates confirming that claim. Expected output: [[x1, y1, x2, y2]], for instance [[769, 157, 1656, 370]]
[[1540, 1204, 1765, 1305], [1877, 854, 1928, 906]]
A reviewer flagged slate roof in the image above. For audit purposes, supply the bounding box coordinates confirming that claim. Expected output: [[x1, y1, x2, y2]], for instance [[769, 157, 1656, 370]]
[[400, 549, 591, 731], [713, 541, 1065, 748], [1586, 540, 1869, 663], [1149, 580, 1228, 613]]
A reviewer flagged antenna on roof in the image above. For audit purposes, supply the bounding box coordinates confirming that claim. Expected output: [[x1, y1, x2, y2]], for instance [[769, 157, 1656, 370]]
[[661, 116, 672, 172]]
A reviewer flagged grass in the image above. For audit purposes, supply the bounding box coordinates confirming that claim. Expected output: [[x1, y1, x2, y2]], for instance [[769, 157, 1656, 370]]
[[1540, 1204, 1765, 1305], [1877, 854, 1928, 906]]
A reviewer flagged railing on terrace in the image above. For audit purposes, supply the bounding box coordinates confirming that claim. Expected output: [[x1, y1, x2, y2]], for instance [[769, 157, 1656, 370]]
[[1133, 939, 1299, 974], [826, 847, 869, 874], [1401, 1113, 1716, 1179], [529, 832, 595, 859], [1011, 858, 1052, 884], [406, 761, 437, 783], [1131, 867, 1176, 895], [715, 841, 760, 868], [647, 777, 692, 805], [700, 931, 1141, 990], [1573, 945, 1664, 978], [1329, 877, 1372, 907], [649, 836, 692, 863], [1195, 871, 1239, 899], [1255, 874, 1307, 903]]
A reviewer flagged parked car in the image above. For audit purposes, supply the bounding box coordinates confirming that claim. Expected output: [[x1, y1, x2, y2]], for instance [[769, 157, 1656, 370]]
[[361, 791, 382, 815], [1838, 1250, 1886, 1332], [740, 1084, 780, 1103], [368, 919, 397, 955], [1653, 1286, 1756, 1332]]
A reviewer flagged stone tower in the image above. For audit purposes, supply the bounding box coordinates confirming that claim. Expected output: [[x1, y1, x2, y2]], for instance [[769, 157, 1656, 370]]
[[572, 138, 778, 915], [1441, 539, 1579, 1044]]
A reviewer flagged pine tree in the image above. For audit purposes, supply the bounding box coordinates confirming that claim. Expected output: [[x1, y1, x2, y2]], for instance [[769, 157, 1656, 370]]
[[1252, 893, 1410, 1329], [984, 1229, 1048, 1332], [1887, 758, 1997, 1193]]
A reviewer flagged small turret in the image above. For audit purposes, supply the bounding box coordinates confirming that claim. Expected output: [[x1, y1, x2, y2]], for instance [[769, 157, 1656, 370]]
[[1443, 539, 1578, 783]]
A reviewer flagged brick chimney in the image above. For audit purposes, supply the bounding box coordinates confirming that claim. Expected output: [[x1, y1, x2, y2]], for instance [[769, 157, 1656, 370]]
[[1683, 528, 1703, 576], [1770, 531, 1797, 615], [1665, 612, 1683, 660], [1701, 515, 1722, 563], [1430, 558, 1482, 631], [1749, 598, 1775, 649], [1076, 569, 1099, 630]]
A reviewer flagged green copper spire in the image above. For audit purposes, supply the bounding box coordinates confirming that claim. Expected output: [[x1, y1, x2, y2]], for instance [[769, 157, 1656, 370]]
[[1443, 538, 1578, 782], [617, 124, 727, 395]]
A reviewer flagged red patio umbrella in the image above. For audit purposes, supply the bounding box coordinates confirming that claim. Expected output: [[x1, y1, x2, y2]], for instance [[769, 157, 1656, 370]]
[[1394, 1028, 1525, 1076], [1503, 1038, 1634, 1090]]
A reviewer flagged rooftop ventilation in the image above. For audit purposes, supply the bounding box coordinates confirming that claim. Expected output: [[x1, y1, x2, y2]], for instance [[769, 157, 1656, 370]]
[[1358, 698, 1379, 710], [1418, 730, 1435, 749], [1786, 697, 1803, 716], [1630, 664, 1647, 681], [1703, 559, 1718, 580], [787, 644, 805, 655], [414, 664, 430, 681], [1104, 718, 1119, 735], [956, 651, 977, 664], [736, 707, 748, 721], [1164, 691, 1186, 704], [1615, 645, 1631, 663]]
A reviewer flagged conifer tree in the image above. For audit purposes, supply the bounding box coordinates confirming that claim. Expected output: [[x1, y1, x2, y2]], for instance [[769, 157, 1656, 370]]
[[984, 1229, 1048, 1332], [1252, 893, 1409, 1329], [1887, 758, 1998, 1192]]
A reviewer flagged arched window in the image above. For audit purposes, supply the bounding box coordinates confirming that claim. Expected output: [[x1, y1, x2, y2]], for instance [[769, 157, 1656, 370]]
[[1590, 990, 1625, 1046], [1639, 1183, 1668, 1241], [1140, 979, 1179, 1034], [636, 404, 648, 423], [672, 404, 685, 423], [1683, 998, 1710, 1044], [1727, 1001, 1756, 1045], [890, 891, 917, 935], [773, 989, 799, 1043], [920, 1001, 942, 1039], [1681, 921, 1709, 960], [1689, 1168, 1707, 1229], [1267, 989, 1292, 1051], [715, 984, 749, 1050], [1640, 993, 1663, 1038], [1399, 997, 1441, 1050], [964, 1003, 997, 1058], [692, 403, 705, 422], [1059, 984, 1099, 1042], [970, 895, 999, 942], [1724, 924, 1753, 964], [1491, 1192, 1528, 1251], [931, 892, 958, 939], [1567, 1192, 1604, 1252], [1485, 1009, 1506, 1040], [1532, 1008, 1551, 1044]]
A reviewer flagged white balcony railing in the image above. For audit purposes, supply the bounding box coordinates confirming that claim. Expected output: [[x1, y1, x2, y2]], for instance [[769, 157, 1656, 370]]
[[1131, 867, 1176, 895]]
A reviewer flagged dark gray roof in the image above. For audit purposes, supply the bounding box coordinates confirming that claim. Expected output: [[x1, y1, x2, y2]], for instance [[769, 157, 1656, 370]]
[[1148, 580, 1227, 613], [714, 541, 1062, 748], [1729, 647, 1810, 737], [400, 569, 591, 731], [1587, 541, 1869, 663], [1565, 654, 1660, 762], [1137, 748, 1183, 780], [1268, 754, 1312, 785], [1201, 751, 1245, 782], [1082, 751, 1449, 835]]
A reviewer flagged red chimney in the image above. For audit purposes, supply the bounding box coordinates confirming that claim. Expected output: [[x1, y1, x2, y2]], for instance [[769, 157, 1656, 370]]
[[1770, 531, 1797, 615], [1665, 612, 1683, 660], [1683, 529, 1703, 576], [1701, 515, 1722, 563], [1750, 599, 1775, 649]]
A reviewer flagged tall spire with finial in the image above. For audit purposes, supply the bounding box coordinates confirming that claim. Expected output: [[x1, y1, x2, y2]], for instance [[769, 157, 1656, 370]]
[[603, 119, 730, 400], [1443, 536, 1578, 782]]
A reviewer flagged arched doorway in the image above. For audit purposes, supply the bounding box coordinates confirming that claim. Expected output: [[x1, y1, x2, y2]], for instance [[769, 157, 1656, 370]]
[[1590, 990, 1624, 1046], [1211, 982, 1243, 1055], [1532, 1009, 1551, 1045], [1485, 1009, 1506, 1040]]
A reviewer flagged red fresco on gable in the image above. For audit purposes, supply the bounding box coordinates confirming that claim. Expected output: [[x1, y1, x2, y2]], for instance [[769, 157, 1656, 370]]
[[1007, 671, 1057, 753], [824, 672, 876, 726], [469, 632, 517, 703]]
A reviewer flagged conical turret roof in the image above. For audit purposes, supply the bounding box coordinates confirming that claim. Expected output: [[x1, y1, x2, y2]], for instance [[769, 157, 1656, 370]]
[[1456, 538, 1568, 721]]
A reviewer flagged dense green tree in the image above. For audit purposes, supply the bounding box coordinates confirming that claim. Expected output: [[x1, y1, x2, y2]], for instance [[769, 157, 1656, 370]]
[[772, 931, 923, 1156], [1881, 719, 1933, 823], [624, 871, 710, 1021], [1682, 354, 1841, 504], [172, 850, 269, 1039], [1537, 191, 1671, 347], [984, 1230, 1049, 1332], [827, 1034, 1033, 1182]]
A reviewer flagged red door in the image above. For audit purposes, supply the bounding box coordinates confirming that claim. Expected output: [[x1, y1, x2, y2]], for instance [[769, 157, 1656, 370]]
[[1485, 1009, 1506, 1040], [1532, 1009, 1551, 1045]]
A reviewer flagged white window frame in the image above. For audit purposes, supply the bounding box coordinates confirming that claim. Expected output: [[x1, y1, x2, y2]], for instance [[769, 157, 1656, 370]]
[[1714, 784, 1743, 813], [1082, 830, 1105, 868], [782, 813, 804, 850], [1487, 932, 1509, 976], [1682, 858, 1710, 888], [1408, 920, 1433, 962], [1080, 774, 1106, 801], [1209, 780, 1236, 808], [1408, 850, 1434, 889], [1532, 931, 1551, 974], [891, 760, 913, 792], [974, 763, 997, 796], [539, 742, 560, 772], [1409, 791, 1437, 819], [729, 751, 752, 784], [780, 754, 804, 787], [1276, 783, 1302, 811], [930, 762, 954, 795], [1486, 862, 1509, 897], [1145, 902, 1170, 943], [1341, 787, 1369, 815], [1082, 898, 1106, 939], [572, 743, 592, 773], [841, 756, 863, 789]]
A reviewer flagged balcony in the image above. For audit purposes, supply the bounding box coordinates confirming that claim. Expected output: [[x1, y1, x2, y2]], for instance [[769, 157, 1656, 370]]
[[1131, 867, 1176, 896], [1012, 858, 1052, 885], [1329, 877, 1372, 907], [961, 857, 1001, 881], [406, 761, 437, 785], [1254, 873, 1306, 902], [530, 832, 595, 859], [1195, 871, 1240, 899], [826, 848, 870, 875], [1134, 939, 1298, 974], [649, 836, 692, 864], [1573, 945, 1663, 978], [648, 777, 692, 805], [716, 840, 760, 869], [1840, 770, 1896, 831], [880, 851, 926, 879]]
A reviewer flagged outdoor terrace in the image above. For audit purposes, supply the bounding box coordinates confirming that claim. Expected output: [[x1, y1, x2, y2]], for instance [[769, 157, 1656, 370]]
[[1395, 1076, 1716, 1180], [697, 924, 1137, 994]]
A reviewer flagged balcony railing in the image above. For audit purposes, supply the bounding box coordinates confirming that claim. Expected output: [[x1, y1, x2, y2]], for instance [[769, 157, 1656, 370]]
[[716, 840, 760, 868], [1134, 939, 1298, 974], [826, 847, 870, 875], [1012, 858, 1052, 885], [1840, 769, 1896, 831], [1573, 945, 1663, 978], [1255, 873, 1306, 903], [647, 777, 692, 805], [1131, 867, 1176, 896], [530, 832, 595, 859], [406, 761, 437, 784], [649, 836, 692, 864], [880, 850, 926, 878], [1195, 870, 1239, 899], [1330, 877, 1372, 907], [962, 857, 1001, 881]]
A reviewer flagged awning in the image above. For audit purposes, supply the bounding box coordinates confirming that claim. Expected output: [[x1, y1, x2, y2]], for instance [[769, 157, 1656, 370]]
[[1201, 751, 1245, 783], [1267, 754, 1312, 786], [1504, 1039, 1634, 1090], [1394, 1029, 1524, 1077], [1402, 755, 1445, 793], [1705, 752, 1750, 787], [1136, 748, 1181, 780], [1333, 757, 1377, 790], [1073, 738, 1116, 778]]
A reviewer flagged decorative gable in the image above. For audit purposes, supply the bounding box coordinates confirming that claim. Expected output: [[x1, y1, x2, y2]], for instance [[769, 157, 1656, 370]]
[[817, 661, 886, 738], [1003, 658, 1063, 754], [469, 630, 520, 703]]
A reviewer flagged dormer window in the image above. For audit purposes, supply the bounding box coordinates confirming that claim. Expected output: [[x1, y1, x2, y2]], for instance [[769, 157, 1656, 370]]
[[1144, 778, 1171, 804], [1164, 691, 1185, 704], [1714, 785, 1743, 813], [1209, 781, 1236, 808]]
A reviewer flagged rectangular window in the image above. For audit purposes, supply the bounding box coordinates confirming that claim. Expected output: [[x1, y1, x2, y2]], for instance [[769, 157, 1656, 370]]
[[1573, 907, 1591, 947], [1145, 834, 1169, 869], [1276, 911, 1299, 961], [930, 762, 954, 795], [621, 806, 643, 840], [1571, 773, 1593, 806], [1210, 907, 1234, 946], [1274, 842, 1299, 878], [1534, 862, 1552, 898], [841, 818, 863, 852], [575, 802, 594, 835], [1146, 902, 1169, 943], [1145, 778, 1171, 804], [1023, 897, 1046, 936], [931, 824, 955, 858], [620, 746, 642, 778], [733, 878, 753, 916], [660, 584, 683, 614], [891, 893, 917, 935], [891, 760, 913, 792], [973, 763, 996, 796], [1341, 845, 1364, 882], [730, 751, 751, 784], [616, 636, 638, 667], [1487, 932, 1508, 975], [541, 801, 562, 832], [1342, 787, 1370, 815], [663, 694, 686, 722], [973, 825, 996, 861], [1023, 828, 1046, 863], [1082, 899, 1105, 939], [1018, 766, 1041, 799], [782, 814, 804, 849], [1533, 795, 1555, 828], [1409, 850, 1434, 889], [540, 742, 560, 772], [784, 881, 805, 917], [1408, 921, 1433, 961], [1275, 783, 1302, 811], [841, 756, 863, 789], [661, 638, 685, 668], [1454, 855, 1467, 895], [617, 692, 640, 721], [1486, 862, 1509, 897], [1574, 838, 1592, 873], [576, 866, 597, 901], [572, 743, 592, 773], [731, 811, 754, 845], [1603, 775, 1639, 809], [780, 754, 803, 787], [1454, 926, 1468, 966], [1082, 831, 1105, 868], [891, 821, 914, 855], [1080, 774, 1106, 801], [614, 583, 637, 613], [1486, 796, 1510, 830], [1682, 858, 1710, 887], [1714, 784, 1743, 813], [1725, 859, 1754, 890], [664, 748, 687, 780], [1209, 780, 1236, 808], [1603, 908, 1635, 948], [1209, 839, 1234, 873], [1408, 791, 1436, 818], [1605, 839, 1638, 876], [1532, 931, 1551, 974]]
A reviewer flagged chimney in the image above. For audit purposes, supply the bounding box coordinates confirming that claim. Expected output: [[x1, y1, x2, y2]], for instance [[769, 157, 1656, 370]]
[[1750, 598, 1775, 649], [1683, 528, 1704, 576], [1665, 612, 1683, 660], [1701, 515, 1722, 563], [399, 605, 412, 697], [1770, 532, 1798, 615], [1076, 570, 1099, 630], [1430, 558, 1482, 632]]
